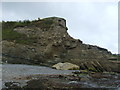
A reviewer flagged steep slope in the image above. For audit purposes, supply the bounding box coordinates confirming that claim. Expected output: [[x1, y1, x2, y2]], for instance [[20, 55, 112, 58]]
[[2, 17, 119, 72]]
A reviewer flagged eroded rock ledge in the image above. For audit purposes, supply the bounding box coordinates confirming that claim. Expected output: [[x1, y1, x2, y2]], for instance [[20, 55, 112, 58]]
[[2, 17, 119, 72]]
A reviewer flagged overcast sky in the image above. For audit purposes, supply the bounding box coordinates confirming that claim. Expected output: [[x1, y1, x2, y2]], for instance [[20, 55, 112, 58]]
[[2, 2, 118, 53]]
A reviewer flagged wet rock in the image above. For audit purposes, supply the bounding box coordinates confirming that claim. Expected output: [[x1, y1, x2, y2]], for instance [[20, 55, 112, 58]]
[[4, 82, 21, 89], [2, 68, 120, 89], [72, 70, 81, 74], [23, 77, 82, 89]]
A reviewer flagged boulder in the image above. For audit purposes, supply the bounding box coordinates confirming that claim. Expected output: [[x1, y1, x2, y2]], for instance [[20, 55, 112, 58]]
[[52, 62, 80, 70]]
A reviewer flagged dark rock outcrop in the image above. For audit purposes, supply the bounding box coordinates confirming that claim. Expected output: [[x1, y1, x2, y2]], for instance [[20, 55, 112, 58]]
[[2, 17, 119, 72]]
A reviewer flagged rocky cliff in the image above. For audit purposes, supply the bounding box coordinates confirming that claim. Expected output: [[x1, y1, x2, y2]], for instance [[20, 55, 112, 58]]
[[2, 17, 119, 72]]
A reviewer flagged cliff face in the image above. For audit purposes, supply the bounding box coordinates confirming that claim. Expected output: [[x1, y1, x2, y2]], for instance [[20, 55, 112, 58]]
[[2, 17, 119, 72]]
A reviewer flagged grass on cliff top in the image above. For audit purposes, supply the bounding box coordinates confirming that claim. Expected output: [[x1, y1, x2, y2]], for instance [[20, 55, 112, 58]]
[[34, 18, 54, 29], [2, 18, 54, 45], [2, 21, 36, 45]]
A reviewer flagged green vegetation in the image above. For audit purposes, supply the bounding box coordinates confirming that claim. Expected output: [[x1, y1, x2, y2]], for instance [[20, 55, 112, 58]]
[[112, 54, 120, 61], [2, 18, 54, 45], [34, 18, 54, 29], [2, 20, 37, 45]]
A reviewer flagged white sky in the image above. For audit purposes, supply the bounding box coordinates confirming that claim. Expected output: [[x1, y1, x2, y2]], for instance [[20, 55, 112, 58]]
[[1, 1, 118, 54]]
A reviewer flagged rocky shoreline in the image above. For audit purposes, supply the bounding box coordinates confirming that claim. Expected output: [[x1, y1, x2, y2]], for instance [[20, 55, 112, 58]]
[[3, 74, 120, 90], [2, 17, 120, 89], [2, 17, 119, 73], [2, 64, 120, 90]]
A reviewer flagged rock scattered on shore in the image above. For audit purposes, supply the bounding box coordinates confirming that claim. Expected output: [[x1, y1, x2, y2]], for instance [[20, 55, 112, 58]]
[[52, 62, 80, 70]]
